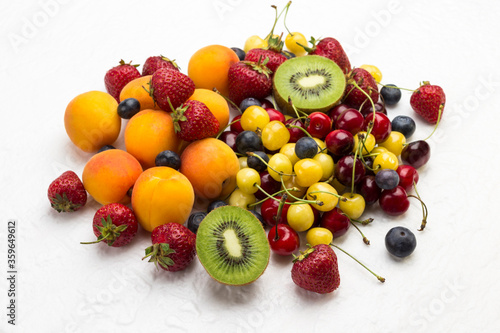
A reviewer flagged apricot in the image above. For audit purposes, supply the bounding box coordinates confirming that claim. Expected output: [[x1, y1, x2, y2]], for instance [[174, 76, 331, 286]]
[[124, 109, 185, 169], [188, 88, 230, 130], [131, 167, 194, 232], [119, 75, 161, 111], [180, 138, 239, 200], [64, 91, 120, 152], [187, 45, 239, 97], [82, 149, 143, 205]]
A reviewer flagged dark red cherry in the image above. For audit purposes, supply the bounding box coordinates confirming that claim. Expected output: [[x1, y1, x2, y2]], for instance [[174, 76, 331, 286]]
[[328, 104, 350, 123], [306, 112, 332, 139], [401, 140, 430, 169], [360, 101, 387, 117], [325, 129, 354, 156], [356, 175, 382, 205], [230, 114, 244, 134], [396, 165, 419, 192], [254, 171, 281, 201], [379, 186, 410, 216], [334, 155, 365, 186], [320, 207, 350, 238], [260, 195, 290, 227], [260, 98, 275, 109], [363, 112, 392, 143], [285, 118, 306, 143], [265, 108, 286, 123], [335, 108, 364, 135], [267, 224, 300, 256], [219, 131, 238, 152]]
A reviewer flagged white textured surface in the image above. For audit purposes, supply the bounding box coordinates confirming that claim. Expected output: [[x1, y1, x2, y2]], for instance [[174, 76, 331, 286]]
[[1, 0, 500, 332]]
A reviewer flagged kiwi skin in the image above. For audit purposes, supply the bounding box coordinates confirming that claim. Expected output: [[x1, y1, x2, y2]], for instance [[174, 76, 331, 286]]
[[195, 205, 270, 286], [272, 55, 346, 115]]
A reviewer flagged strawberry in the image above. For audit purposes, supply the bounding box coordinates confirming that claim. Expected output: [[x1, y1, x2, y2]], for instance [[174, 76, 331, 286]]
[[410, 81, 446, 124], [343, 67, 380, 109], [291, 244, 340, 294], [171, 100, 220, 141], [150, 67, 195, 112], [104, 59, 141, 102], [81, 203, 138, 247], [143, 223, 196, 272], [142, 55, 179, 76], [48, 171, 87, 213], [245, 48, 288, 73], [227, 59, 273, 106], [304, 37, 351, 74]]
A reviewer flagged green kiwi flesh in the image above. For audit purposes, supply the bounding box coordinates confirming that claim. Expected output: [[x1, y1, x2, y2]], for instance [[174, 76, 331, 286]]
[[273, 55, 346, 115], [196, 206, 270, 286]]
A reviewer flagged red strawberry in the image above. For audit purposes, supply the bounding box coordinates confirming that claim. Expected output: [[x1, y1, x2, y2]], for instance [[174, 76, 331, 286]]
[[343, 67, 380, 109], [228, 60, 273, 106], [410, 82, 445, 124], [291, 244, 340, 294], [171, 100, 220, 141], [143, 223, 196, 272], [305, 37, 351, 74], [104, 59, 141, 102], [142, 55, 179, 76], [48, 171, 87, 213], [150, 67, 195, 112], [244, 35, 288, 74], [81, 203, 138, 247]]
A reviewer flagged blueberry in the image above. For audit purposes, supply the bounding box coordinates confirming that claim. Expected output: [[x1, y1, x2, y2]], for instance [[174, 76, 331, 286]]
[[97, 145, 116, 153], [235, 131, 263, 154], [375, 169, 400, 190], [155, 150, 181, 169], [117, 98, 141, 119], [207, 200, 228, 213], [380, 84, 402, 106], [187, 211, 207, 234], [231, 47, 246, 61], [249, 210, 267, 228], [239, 97, 262, 112], [391, 115, 416, 139], [295, 137, 319, 159], [247, 151, 269, 172], [385, 226, 417, 258]]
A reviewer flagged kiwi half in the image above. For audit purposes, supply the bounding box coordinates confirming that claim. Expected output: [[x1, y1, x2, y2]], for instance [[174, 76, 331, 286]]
[[196, 206, 270, 286], [273, 55, 346, 115]]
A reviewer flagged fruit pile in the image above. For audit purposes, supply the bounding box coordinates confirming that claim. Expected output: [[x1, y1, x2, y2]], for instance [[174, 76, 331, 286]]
[[48, 2, 445, 294]]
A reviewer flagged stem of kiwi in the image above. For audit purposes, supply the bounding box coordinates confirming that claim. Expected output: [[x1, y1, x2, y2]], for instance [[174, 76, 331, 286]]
[[330, 244, 386, 283]]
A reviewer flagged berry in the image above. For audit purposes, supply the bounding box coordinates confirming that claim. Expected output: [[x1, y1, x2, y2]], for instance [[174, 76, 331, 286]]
[[187, 211, 207, 234], [285, 118, 306, 143], [285, 32, 308, 57], [306, 37, 351, 74], [235, 130, 263, 154], [97, 145, 116, 153], [320, 207, 350, 238], [239, 97, 262, 112], [227, 60, 273, 106], [356, 175, 381, 205], [360, 101, 387, 117], [254, 171, 281, 201], [155, 150, 181, 169], [142, 55, 179, 76], [343, 68, 380, 110], [117, 98, 141, 119], [291, 244, 340, 294], [328, 103, 350, 123], [396, 165, 419, 192], [268, 224, 300, 256], [231, 47, 246, 61], [306, 227, 334, 247], [260, 195, 290, 227], [219, 131, 238, 152], [385, 226, 417, 258], [265, 108, 286, 123], [306, 112, 332, 139], [325, 129, 354, 156], [171, 100, 220, 141], [363, 112, 391, 143], [379, 186, 410, 216], [401, 140, 431, 169], [359, 64, 382, 82], [391, 115, 416, 139], [47, 171, 87, 212], [143, 223, 196, 272], [150, 67, 195, 112], [230, 114, 244, 134], [334, 155, 365, 186], [380, 84, 402, 105], [375, 169, 400, 190], [335, 108, 364, 135], [261, 120, 290, 151], [207, 200, 228, 213], [104, 59, 141, 102], [295, 137, 319, 159], [410, 82, 445, 124], [247, 151, 269, 172], [245, 48, 288, 73], [81, 203, 138, 247]]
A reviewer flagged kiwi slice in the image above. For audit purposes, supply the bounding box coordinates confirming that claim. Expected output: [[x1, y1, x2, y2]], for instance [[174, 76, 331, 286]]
[[196, 206, 270, 286], [273, 55, 346, 115]]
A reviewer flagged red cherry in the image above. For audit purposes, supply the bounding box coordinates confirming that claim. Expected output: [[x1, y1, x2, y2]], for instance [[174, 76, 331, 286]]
[[285, 118, 306, 143], [363, 112, 392, 143], [260, 195, 290, 227], [306, 112, 332, 139], [396, 165, 419, 192], [401, 140, 431, 169], [334, 155, 366, 186], [219, 131, 238, 152], [325, 129, 354, 156], [254, 171, 281, 201], [320, 207, 350, 238], [360, 101, 387, 117], [260, 98, 275, 109], [335, 108, 364, 135], [268, 224, 300, 256], [265, 108, 286, 123], [328, 103, 350, 124], [230, 114, 244, 133], [379, 186, 410, 216], [356, 175, 382, 205]]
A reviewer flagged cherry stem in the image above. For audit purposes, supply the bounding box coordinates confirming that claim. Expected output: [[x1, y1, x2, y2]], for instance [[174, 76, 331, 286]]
[[349, 221, 370, 245], [213, 87, 242, 113], [246, 152, 295, 177], [408, 181, 428, 231], [265, 2, 291, 41], [377, 82, 415, 92], [422, 104, 444, 142], [215, 118, 241, 139], [330, 244, 386, 283], [282, 1, 293, 35], [247, 188, 296, 208], [273, 194, 288, 241], [280, 178, 324, 206], [306, 190, 346, 202], [350, 217, 374, 225], [289, 98, 310, 119]]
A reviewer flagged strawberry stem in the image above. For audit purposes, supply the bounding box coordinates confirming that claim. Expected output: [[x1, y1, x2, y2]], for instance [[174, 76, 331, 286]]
[[330, 244, 386, 283]]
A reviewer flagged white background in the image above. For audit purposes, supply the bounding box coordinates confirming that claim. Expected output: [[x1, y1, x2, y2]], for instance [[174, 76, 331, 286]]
[[1, 0, 500, 332]]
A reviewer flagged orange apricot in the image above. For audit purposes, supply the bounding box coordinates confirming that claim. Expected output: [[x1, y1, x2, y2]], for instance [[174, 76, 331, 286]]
[[124, 109, 185, 169], [180, 138, 239, 200], [187, 45, 239, 97], [82, 149, 143, 205], [131, 167, 194, 232], [188, 88, 230, 130], [119, 75, 161, 111], [64, 91, 120, 152]]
